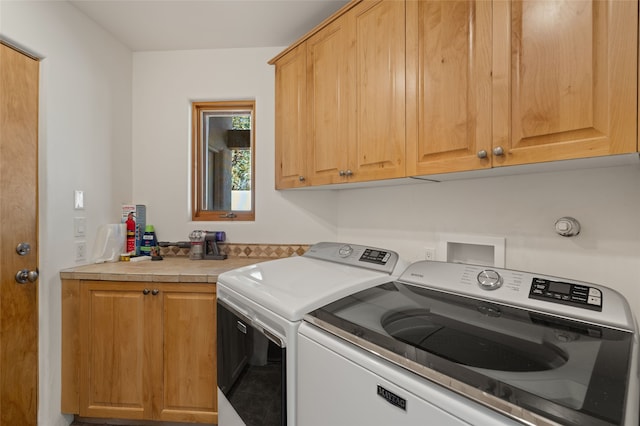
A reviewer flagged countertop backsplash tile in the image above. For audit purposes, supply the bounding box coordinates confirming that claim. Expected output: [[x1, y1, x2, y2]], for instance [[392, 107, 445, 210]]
[[159, 243, 310, 259]]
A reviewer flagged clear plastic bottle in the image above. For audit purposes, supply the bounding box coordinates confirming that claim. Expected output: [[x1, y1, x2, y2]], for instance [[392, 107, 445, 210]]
[[189, 230, 206, 260]]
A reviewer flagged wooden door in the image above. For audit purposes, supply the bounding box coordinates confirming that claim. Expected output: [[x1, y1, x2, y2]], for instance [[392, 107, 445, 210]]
[[79, 282, 150, 420], [274, 44, 308, 189], [406, 0, 493, 176], [350, 0, 406, 182], [492, 0, 638, 166], [306, 13, 355, 185], [152, 284, 217, 423], [0, 42, 39, 426]]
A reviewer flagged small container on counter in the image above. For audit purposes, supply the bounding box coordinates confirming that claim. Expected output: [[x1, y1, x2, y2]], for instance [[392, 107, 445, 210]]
[[140, 224, 158, 257]]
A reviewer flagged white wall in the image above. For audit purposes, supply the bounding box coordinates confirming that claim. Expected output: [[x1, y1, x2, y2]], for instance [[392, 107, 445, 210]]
[[132, 48, 338, 244], [0, 1, 132, 425], [336, 164, 640, 315]]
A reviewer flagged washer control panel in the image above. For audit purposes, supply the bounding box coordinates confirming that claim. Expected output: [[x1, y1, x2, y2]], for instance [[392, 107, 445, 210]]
[[529, 278, 602, 311], [304, 242, 401, 274]]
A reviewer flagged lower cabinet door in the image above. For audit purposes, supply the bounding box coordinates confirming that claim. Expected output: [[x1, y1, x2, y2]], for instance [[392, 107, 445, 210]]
[[79, 282, 150, 420], [153, 285, 217, 423], [78, 281, 217, 423]]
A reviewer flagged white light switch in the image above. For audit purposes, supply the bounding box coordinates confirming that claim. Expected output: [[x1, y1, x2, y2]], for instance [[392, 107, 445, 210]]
[[74, 190, 84, 210], [74, 217, 86, 237]]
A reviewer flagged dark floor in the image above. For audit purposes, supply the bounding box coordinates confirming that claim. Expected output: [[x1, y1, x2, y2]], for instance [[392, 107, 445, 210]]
[[226, 361, 283, 426]]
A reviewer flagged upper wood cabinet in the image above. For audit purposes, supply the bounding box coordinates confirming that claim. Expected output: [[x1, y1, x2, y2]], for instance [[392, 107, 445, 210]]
[[342, 0, 406, 183], [307, 0, 406, 186], [493, 0, 637, 166], [305, 10, 354, 185], [406, 0, 493, 175], [272, 0, 406, 187], [407, 0, 638, 176], [274, 43, 308, 189], [273, 0, 638, 187]]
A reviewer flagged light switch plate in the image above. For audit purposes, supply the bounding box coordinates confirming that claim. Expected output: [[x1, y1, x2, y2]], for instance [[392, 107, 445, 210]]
[[74, 190, 84, 210], [74, 217, 86, 237]]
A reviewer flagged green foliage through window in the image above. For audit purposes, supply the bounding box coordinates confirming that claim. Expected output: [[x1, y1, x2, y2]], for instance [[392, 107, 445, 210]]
[[232, 150, 251, 190], [232, 116, 251, 130]]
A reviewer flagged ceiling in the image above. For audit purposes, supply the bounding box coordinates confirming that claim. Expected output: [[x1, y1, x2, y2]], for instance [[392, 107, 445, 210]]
[[69, 0, 350, 52]]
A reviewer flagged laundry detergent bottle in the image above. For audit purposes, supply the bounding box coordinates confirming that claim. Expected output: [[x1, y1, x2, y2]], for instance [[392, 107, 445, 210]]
[[140, 224, 158, 257]]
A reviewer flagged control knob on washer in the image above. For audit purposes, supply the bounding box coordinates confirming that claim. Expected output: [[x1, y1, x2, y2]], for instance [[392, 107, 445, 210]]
[[338, 244, 353, 258], [477, 269, 503, 290]]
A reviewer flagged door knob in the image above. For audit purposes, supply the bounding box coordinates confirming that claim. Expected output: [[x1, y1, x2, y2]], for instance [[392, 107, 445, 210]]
[[15, 269, 38, 284]]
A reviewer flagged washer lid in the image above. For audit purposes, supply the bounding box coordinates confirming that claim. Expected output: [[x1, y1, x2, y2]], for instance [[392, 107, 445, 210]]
[[306, 281, 636, 426], [217, 255, 397, 321]]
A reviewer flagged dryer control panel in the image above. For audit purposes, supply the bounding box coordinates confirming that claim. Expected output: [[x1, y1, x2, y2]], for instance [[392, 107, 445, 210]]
[[529, 278, 602, 311]]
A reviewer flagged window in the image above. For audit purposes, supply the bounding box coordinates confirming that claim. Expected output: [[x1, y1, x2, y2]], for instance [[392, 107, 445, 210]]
[[192, 100, 255, 221]]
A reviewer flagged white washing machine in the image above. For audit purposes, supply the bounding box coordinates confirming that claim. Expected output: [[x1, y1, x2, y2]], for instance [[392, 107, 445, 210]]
[[299, 261, 640, 426], [216, 242, 408, 426]]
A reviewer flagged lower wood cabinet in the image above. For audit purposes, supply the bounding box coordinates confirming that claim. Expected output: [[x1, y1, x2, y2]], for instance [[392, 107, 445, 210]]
[[62, 279, 217, 424]]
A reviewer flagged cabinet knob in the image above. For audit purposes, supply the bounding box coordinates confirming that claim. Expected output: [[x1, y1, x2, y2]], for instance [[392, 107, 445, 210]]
[[143, 288, 150, 295], [345, 169, 353, 177], [152, 289, 159, 296], [339, 170, 345, 177], [493, 146, 505, 156], [477, 150, 488, 159], [298, 176, 305, 182]]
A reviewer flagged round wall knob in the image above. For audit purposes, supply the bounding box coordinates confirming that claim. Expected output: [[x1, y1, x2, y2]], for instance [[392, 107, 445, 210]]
[[555, 217, 581, 237], [493, 146, 505, 156], [477, 150, 487, 159]]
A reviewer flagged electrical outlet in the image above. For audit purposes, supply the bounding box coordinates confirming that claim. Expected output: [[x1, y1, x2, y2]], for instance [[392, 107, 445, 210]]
[[75, 241, 87, 261], [424, 247, 435, 261]]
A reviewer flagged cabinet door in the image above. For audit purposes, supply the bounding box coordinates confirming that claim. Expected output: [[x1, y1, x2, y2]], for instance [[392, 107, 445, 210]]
[[349, 0, 406, 182], [306, 12, 355, 185], [274, 44, 308, 189], [406, 0, 493, 175], [79, 282, 150, 420], [152, 284, 217, 424], [492, 0, 638, 166]]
